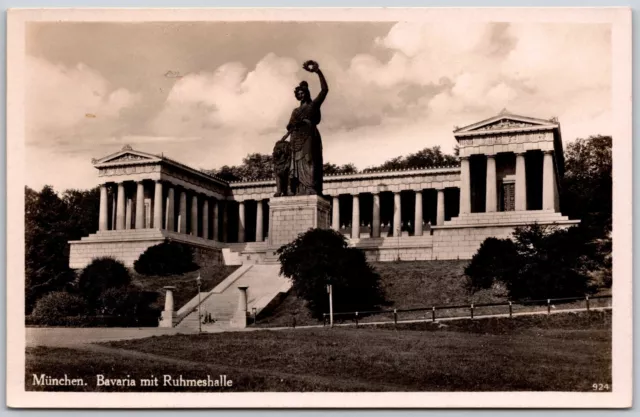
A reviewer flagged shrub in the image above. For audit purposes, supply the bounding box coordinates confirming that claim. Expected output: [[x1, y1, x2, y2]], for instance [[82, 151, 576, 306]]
[[134, 241, 198, 276], [77, 257, 131, 306], [464, 238, 518, 292], [31, 291, 88, 322], [465, 224, 603, 301], [277, 228, 385, 318], [97, 286, 161, 325]]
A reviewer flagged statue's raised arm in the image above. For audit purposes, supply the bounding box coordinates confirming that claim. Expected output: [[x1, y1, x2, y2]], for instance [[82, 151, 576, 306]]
[[303, 60, 328, 106]]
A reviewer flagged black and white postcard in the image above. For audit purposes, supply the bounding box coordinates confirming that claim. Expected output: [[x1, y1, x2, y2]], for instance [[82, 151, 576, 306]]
[[6, 7, 633, 408]]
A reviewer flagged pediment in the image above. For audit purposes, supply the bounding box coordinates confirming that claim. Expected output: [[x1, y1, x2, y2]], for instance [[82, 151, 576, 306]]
[[93, 146, 161, 165], [454, 112, 558, 136]]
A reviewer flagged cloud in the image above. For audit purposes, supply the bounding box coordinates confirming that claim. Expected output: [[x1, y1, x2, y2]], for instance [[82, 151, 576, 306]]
[[151, 53, 299, 137], [24, 22, 612, 192], [25, 56, 141, 145]]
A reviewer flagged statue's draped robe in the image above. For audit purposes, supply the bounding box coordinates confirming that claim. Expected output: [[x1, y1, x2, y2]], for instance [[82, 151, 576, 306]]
[[288, 97, 324, 195]]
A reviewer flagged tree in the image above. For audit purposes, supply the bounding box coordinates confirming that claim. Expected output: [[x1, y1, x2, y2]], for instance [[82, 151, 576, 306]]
[[561, 135, 612, 234], [134, 241, 199, 276], [464, 238, 519, 292], [465, 224, 602, 300], [206, 153, 275, 181], [77, 257, 131, 308], [61, 187, 101, 241], [25, 186, 75, 313], [277, 229, 385, 318], [323, 163, 358, 175], [363, 146, 458, 172]]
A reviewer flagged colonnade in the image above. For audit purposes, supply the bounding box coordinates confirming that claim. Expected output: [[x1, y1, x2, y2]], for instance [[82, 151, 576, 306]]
[[329, 189, 448, 239], [98, 180, 271, 243], [459, 150, 557, 214]]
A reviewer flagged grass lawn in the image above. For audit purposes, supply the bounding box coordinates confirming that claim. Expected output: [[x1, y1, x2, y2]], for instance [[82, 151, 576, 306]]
[[257, 260, 503, 327], [131, 264, 239, 310], [25, 311, 611, 392]]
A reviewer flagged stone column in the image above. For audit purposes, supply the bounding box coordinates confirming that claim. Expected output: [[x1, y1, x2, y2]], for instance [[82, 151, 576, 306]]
[[202, 198, 209, 239], [542, 150, 556, 211], [165, 186, 175, 231], [351, 194, 360, 239], [112, 192, 117, 230], [135, 181, 145, 229], [255, 200, 264, 242], [372, 193, 381, 238], [99, 184, 108, 231], [393, 191, 402, 236], [116, 182, 126, 230], [515, 152, 527, 211], [238, 201, 245, 243], [485, 154, 497, 213], [460, 156, 471, 215], [212, 200, 219, 241], [190, 194, 199, 236], [153, 181, 163, 229], [178, 190, 187, 233], [414, 190, 423, 236], [222, 202, 228, 242], [331, 196, 340, 230], [436, 189, 445, 226], [125, 195, 132, 230]]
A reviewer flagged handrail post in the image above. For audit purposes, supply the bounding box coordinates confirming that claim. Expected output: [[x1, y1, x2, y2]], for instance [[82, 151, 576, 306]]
[[508, 301, 513, 319], [393, 308, 398, 327], [547, 299, 551, 315], [432, 306, 436, 322], [470, 303, 474, 320], [355, 311, 359, 328], [586, 295, 590, 312], [323, 313, 327, 327]]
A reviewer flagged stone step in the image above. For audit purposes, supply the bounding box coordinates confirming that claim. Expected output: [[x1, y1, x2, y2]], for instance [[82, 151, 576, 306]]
[[176, 264, 290, 329]]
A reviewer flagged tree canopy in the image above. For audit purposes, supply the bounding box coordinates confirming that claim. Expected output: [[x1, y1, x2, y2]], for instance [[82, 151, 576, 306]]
[[363, 146, 458, 172], [561, 135, 612, 234], [277, 229, 385, 318], [206, 146, 458, 181], [25, 185, 100, 313]]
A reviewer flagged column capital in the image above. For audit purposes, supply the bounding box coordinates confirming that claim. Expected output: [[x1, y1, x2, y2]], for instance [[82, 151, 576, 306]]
[[414, 189, 423, 194], [485, 153, 496, 159], [459, 155, 470, 161], [543, 149, 554, 155], [515, 151, 527, 156]]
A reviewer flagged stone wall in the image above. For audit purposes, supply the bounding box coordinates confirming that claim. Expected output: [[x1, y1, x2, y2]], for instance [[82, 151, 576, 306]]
[[70, 238, 165, 269]]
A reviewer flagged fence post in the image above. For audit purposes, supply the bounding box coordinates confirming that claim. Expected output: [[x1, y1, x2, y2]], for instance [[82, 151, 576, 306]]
[[547, 299, 551, 315], [355, 311, 359, 328], [393, 309, 398, 327], [432, 306, 436, 322], [323, 313, 327, 327], [586, 295, 590, 312], [470, 303, 474, 320], [508, 301, 513, 319]]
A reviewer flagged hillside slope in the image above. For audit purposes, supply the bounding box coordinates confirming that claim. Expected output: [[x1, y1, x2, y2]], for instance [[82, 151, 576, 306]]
[[256, 260, 506, 327], [131, 265, 239, 311]]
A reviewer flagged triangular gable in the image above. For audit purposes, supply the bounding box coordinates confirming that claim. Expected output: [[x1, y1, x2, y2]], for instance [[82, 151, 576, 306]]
[[92, 146, 161, 165], [454, 112, 558, 135]]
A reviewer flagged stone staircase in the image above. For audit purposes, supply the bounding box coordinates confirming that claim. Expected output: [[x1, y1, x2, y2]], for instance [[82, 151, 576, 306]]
[[176, 263, 290, 330], [442, 210, 577, 227]]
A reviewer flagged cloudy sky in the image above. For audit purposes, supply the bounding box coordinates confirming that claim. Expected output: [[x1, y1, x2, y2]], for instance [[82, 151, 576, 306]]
[[25, 21, 611, 191]]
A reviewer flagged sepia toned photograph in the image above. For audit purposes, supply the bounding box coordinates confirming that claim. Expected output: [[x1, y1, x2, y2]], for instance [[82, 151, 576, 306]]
[[6, 7, 632, 408]]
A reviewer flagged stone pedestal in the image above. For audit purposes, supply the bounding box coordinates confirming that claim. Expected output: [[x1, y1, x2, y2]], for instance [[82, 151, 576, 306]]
[[268, 195, 331, 248], [159, 286, 178, 328], [231, 286, 249, 328]]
